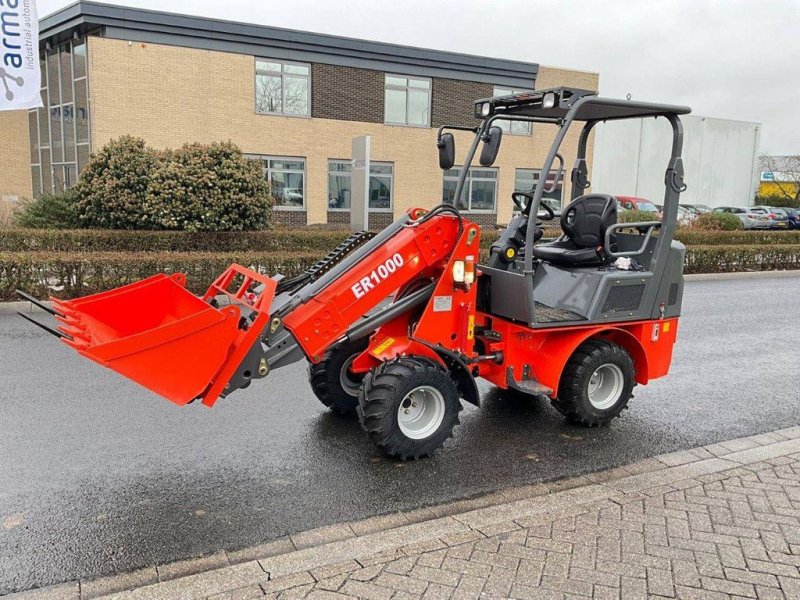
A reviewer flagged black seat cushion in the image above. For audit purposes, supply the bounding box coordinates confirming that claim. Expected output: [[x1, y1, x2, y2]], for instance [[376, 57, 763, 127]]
[[530, 194, 617, 267]]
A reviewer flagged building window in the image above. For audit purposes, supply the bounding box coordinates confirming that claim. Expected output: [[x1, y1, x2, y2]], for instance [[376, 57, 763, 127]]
[[514, 169, 564, 206], [493, 87, 532, 135], [29, 38, 90, 195], [328, 160, 393, 212], [254, 157, 306, 209], [255, 59, 310, 117], [442, 168, 497, 212], [384, 75, 430, 127]]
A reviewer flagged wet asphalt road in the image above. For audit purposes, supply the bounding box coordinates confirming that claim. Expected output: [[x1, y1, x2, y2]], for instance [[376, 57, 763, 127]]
[[1, 275, 799, 594]]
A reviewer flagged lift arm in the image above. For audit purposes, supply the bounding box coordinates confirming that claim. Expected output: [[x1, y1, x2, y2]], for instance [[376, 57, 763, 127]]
[[23, 207, 481, 408]]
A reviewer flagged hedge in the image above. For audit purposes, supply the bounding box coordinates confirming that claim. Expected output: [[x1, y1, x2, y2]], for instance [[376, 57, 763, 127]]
[[0, 251, 324, 301], [3, 245, 800, 301], [0, 229, 354, 253], [683, 245, 800, 274], [2, 227, 799, 254]]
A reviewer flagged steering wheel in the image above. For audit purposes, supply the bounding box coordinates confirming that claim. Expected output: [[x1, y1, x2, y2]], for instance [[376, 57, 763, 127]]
[[512, 192, 556, 220]]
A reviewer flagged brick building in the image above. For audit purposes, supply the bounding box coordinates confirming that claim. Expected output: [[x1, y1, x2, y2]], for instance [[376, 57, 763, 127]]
[[0, 1, 599, 228]]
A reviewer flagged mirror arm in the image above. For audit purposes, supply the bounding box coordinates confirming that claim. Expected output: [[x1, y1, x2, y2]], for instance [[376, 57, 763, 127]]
[[437, 125, 478, 140]]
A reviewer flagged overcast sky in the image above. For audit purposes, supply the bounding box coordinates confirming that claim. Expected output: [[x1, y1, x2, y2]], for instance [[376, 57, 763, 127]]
[[40, 0, 799, 155]]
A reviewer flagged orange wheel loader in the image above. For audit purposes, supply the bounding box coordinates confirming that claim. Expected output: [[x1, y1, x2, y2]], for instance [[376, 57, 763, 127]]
[[19, 88, 691, 459]]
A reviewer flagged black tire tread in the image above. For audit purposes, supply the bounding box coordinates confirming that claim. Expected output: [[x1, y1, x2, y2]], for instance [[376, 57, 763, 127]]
[[357, 356, 461, 460], [552, 339, 636, 427], [308, 339, 368, 416]]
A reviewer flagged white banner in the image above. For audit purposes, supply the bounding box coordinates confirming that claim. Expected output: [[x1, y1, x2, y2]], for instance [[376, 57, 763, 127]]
[[0, 0, 43, 111]]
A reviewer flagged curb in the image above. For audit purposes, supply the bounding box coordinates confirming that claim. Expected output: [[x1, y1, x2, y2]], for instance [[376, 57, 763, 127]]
[[3, 269, 799, 315], [7, 425, 800, 600]]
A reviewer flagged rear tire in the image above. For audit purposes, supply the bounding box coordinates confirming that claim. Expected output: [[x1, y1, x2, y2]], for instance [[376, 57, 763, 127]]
[[308, 338, 369, 416], [358, 357, 462, 460], [552, 339, 635, 427]]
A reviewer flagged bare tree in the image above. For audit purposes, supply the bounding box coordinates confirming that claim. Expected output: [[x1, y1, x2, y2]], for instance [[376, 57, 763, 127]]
[[759, 154, 800, 203]]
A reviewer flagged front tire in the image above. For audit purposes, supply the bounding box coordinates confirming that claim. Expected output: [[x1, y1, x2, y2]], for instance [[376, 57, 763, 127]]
[[358, 357, 462, 460], [308, 339, 369, 416], [552, 339, 635, 427]]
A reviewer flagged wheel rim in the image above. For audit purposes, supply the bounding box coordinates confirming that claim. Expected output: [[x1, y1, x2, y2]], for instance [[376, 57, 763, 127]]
[[397, 385, 446, 440], [339, 355, 362, 397], [587, 363, 624, 410]]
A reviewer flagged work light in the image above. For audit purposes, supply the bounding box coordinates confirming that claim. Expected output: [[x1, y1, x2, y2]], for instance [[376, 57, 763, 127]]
[[542, 92, 556, 109], [480, 102, 491, 117]]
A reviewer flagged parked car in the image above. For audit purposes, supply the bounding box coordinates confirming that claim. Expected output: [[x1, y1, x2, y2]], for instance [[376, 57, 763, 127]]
[[677, 205, 697, 224], [713, 206, 771, 229], [769, 207, 790, 229], [617, 196, 662, 219], [751, 205, 789, 229], [784, 207, 800, 229], [654, 203, 696, 224]]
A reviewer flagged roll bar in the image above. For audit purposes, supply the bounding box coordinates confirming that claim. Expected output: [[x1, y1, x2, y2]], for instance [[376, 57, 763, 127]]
[[441, 92, 688, 281]]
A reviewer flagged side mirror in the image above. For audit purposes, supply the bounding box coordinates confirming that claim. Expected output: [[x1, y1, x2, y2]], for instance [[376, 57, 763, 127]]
[[437, 133, 455, 170], [479, 126, 503, 166]]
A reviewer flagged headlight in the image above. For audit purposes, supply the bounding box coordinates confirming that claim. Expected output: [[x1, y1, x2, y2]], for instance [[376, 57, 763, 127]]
[[542, 92, 556, 109], [480, 102, 491, 117], [452, 260, 465, 283]]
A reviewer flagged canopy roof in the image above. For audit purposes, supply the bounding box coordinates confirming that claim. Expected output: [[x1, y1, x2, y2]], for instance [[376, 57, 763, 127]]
[[475, 87, 691, 122]]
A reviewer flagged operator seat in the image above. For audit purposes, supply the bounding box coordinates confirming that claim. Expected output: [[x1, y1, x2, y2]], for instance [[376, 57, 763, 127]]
[[530, 194, 618, 267]]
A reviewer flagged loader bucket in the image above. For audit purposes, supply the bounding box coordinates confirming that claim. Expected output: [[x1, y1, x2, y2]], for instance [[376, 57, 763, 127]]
[[48, 265, 276, 407]]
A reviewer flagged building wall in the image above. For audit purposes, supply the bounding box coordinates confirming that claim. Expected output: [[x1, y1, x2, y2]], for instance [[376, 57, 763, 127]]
[[592, 114, 761, 208], [0, 110, 33, 202], [87, 38, 598, 227]]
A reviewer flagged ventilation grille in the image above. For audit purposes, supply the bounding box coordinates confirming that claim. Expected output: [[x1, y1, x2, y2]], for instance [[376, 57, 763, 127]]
[[602, 284, 645, 313], [668, 283, 679, 306]]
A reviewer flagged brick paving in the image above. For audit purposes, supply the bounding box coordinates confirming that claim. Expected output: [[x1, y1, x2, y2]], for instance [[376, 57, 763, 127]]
[[252, 451, 800, 600], [9, 428, 800, 600]]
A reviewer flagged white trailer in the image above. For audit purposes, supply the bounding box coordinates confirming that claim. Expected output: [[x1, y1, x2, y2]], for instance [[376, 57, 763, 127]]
[[592, 114, 761, 209]]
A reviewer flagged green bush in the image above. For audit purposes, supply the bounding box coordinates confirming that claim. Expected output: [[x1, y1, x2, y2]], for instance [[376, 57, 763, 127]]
[[690, 212, 743, 231], [72, 137, 272, 231], [617, 210, 660, 224], [144, 142, 272, 231], [73, 136, 161, 229], [12, 191, 80, 229]]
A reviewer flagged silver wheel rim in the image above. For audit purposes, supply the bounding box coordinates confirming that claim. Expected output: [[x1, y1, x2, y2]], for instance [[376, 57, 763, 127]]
[[587, 363, 624, 410], [339, 355, 362, 397], [397, 385, 446, 440]]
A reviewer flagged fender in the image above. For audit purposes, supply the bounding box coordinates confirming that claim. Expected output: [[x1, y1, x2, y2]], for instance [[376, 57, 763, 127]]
[[351, 334, 480, 407], [533, 325, 650, 397]]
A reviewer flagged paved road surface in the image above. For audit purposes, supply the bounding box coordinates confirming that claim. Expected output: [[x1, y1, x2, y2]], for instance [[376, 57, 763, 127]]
[[1, 275, 798, 594]]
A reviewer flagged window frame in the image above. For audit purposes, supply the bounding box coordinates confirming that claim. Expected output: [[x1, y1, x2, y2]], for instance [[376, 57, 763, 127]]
[[443, 166, 498, 213], [493, 86, 533, 136], [254, 58, 311, 118], [251, 155, 307, 211], [327, 159, 394, 213], [383, 74, 432, 128], [29, 38, 90, 196]]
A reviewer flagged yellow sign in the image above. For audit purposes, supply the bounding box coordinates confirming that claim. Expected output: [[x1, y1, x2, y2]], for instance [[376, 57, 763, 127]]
[[663, 322, 670, 333], [467, 315, 475, 340], [371, 337, 396, 356]]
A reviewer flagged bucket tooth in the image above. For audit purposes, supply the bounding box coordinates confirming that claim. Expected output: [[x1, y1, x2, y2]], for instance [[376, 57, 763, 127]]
[[16, 312, 73, 341], [15, 290, 64, 317]]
